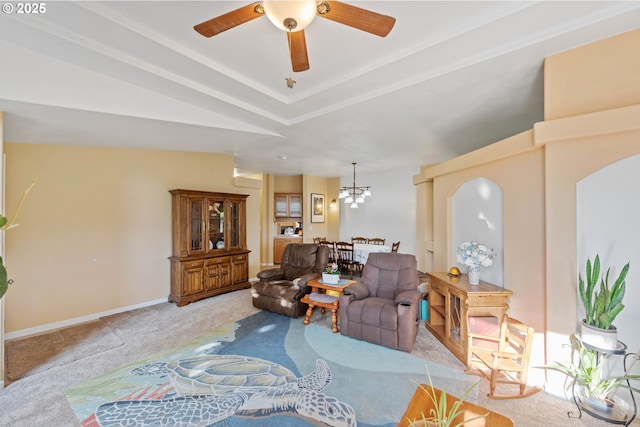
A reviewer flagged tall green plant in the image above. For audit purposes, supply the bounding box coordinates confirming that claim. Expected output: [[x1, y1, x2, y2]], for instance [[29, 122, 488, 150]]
[[579, 255, 630, 330]]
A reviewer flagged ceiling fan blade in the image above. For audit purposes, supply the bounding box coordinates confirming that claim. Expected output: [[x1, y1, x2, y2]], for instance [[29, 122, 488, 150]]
[[288, 31, 310, 72], [194, 2, 264, 37], [318, 1, 395, 37]]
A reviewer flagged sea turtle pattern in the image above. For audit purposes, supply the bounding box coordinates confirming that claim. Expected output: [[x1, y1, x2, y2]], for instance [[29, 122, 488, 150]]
[[93, 355, 356, 427]]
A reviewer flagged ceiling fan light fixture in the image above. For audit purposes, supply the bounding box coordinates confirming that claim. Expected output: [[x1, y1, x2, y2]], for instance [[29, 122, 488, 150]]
[[263, 0, 317, 32]]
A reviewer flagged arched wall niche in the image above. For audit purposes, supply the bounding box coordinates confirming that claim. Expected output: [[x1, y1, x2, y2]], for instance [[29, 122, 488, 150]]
[[576, 152, 640, 355], [451, 177, 504, 287]]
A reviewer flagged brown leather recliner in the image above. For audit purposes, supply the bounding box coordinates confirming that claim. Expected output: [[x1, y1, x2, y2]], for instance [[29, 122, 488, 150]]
[[252, 243, 330, 317], [339, 252, 421, 352]]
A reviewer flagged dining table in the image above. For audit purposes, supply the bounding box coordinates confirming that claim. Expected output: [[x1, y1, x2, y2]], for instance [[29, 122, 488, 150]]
[[353, 243, 391, 264]]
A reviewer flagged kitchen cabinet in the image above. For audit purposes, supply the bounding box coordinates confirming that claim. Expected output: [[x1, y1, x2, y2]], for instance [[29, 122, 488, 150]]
[[169, 189, 250, 306], [425, 272, 512, 363], [274, 237, 302, 264], [275, 193, 302, 219]]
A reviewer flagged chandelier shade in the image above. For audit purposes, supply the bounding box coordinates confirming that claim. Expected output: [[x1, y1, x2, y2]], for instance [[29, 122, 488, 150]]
[[338, 162, 372, 209]]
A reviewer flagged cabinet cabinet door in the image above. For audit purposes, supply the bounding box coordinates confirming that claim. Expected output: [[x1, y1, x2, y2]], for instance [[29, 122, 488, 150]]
[[232, 254, 248, 285], [182, 261, 205, 295], [227, 199, 244, 250], [275, 194, 289, 217], [274, 194, 302, 218], [187, 196, 206, 256], [446, 289, 464, 353], [207, 198, 225, 252], [274, 239, 288, 264], [288, 195, 302, 217], [206, 257, 231, 289]]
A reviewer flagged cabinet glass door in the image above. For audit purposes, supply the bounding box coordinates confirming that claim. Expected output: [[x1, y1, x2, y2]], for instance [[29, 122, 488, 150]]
[[275, 194, 288, 217], [228, 200, 241, 248], [448, 292, 462, 345], [189, 197, 204, 254], [208, 199, 224, 251], [289, 195, 302, 217]]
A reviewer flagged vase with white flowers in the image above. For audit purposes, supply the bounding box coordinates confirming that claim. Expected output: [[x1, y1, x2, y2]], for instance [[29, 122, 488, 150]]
[[456, 241, 495, 286]]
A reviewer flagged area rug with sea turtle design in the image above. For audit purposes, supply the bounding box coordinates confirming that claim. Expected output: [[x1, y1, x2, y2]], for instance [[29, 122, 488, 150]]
[[65, 310, 476, 426]]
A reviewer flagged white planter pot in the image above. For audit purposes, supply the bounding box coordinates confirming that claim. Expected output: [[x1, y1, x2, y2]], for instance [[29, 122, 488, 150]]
[[322, 273, 340, 284], [580, 320, 618, 350]]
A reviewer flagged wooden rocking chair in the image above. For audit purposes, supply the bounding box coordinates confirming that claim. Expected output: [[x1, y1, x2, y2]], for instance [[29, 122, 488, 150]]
[[465, 314, 542, 399]]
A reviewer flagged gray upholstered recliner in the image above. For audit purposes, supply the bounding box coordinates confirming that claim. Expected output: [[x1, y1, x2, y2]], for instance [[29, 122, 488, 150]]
[[338, 252, 421, 352], [252, 243, 330, 318]]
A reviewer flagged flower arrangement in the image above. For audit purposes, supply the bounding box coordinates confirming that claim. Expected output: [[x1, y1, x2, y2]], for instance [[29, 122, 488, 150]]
[[325, 263, 340, 275], [322, 262, 341, 284], [456, 241, 495, 267]]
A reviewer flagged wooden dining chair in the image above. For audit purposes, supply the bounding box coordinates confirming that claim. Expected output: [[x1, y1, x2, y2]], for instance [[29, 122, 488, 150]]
[[368, 238, 385, 245], [318, 240, 336, 264], [335, 241, 362, 278], [313, 237, 326, 244], [351, 237, 367, 244], [391, 241, 400, 252]]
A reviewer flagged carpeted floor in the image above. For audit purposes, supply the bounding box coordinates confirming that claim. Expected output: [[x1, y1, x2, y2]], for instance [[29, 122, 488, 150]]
[[6, 320, 124, 382], [1, 288, 638, 426]]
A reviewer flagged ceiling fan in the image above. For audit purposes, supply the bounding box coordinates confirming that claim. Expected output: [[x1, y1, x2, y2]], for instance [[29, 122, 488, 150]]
[[194, 1, 396, 72]]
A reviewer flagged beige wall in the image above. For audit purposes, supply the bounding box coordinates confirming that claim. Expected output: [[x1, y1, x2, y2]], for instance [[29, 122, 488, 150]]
[[3, 143, 261, 334], [274, 175, 302, 193], [260, 174, 339, 265], [415, 131, 545, 332], [415, 29, 640, 393], [544, 29, 640, 121]]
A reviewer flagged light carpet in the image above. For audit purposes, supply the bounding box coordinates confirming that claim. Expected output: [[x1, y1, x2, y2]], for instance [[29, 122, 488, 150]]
[[65, 310, 476, 427], [6, 319, 124, 382]]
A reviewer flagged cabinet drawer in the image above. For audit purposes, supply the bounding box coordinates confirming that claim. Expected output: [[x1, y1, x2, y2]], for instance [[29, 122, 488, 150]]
[[183, 260, 204, 269], [206, 256, 230, 266], [232, 254, 247, 262]]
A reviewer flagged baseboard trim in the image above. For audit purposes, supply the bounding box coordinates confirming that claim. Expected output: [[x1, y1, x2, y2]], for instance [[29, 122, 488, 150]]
[[5, 298, 167, 341]]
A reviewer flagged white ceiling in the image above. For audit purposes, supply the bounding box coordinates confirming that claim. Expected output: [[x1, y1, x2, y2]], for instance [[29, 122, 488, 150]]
[[1, 1, 639, 178]]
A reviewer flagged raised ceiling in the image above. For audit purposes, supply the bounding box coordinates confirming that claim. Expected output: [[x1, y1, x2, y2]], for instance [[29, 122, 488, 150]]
[[1, 1, 639, 177]]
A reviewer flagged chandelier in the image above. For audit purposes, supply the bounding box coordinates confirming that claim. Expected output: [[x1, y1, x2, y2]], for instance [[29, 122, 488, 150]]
[[338, 163, 372, 209]]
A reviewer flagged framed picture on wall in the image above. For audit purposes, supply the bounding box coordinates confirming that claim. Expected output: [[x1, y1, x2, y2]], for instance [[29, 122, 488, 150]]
[[311, 193, 325, 223]]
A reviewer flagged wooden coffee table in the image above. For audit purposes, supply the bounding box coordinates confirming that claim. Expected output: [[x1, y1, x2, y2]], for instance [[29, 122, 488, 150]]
[[300, 278, 356, 333]]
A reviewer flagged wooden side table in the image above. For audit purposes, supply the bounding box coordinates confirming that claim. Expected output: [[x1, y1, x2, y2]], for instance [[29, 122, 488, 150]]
[[300, 278, 356, 333]]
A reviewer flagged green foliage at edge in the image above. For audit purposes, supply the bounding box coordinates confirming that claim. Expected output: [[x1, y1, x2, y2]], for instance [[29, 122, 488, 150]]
[[0, 256, 7, 300]]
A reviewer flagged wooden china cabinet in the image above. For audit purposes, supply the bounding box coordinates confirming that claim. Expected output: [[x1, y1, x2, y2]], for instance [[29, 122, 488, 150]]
[[169, 189, 250, 306]]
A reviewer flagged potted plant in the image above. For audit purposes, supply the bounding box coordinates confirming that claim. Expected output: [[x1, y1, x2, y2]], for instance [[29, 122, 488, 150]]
[[400, 366, 494, 427], [322, 262, 340, 284], [578, 255, 630, 350], [547, 337, 640, 415]]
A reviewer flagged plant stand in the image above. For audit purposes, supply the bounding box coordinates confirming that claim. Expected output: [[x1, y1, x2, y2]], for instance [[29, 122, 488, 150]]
[[569, 337, 638, 425]]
